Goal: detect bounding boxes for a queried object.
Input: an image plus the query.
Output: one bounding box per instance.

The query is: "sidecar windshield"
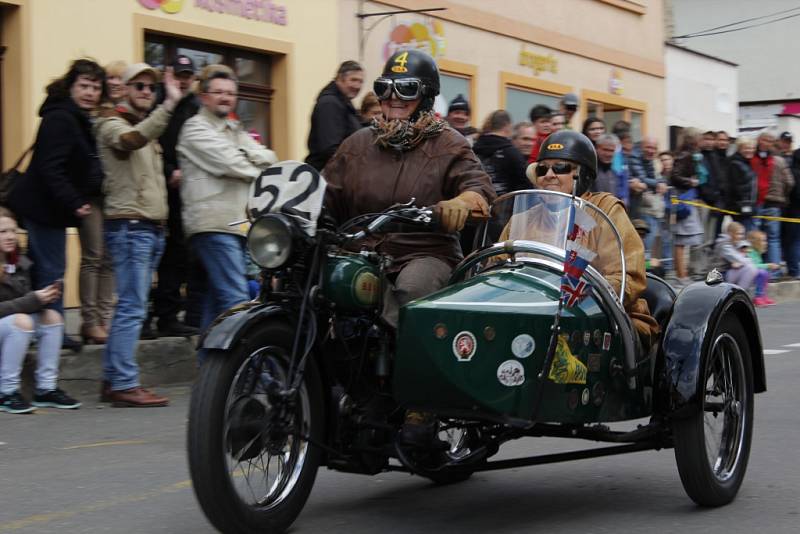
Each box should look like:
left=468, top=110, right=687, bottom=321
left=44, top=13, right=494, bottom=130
left=477, top=190, right=626, bottom=298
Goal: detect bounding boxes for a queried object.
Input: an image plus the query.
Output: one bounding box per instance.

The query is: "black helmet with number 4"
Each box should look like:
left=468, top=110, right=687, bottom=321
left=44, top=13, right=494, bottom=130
left=374, top=49, right=440, bottom=116
left=536, top=130, right=598, bottom=195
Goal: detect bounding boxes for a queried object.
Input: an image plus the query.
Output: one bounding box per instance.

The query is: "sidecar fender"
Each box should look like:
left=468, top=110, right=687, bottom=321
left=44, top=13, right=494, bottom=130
left=657, top=281, right=765, bottom=419
left=200, top=302, right=288, bottom=351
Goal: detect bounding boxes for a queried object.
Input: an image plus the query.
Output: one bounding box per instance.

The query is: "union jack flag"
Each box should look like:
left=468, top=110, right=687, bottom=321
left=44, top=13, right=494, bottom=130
left=559, top=203, right=596, bottom=308
left=560, top=277, right=590, bottom=307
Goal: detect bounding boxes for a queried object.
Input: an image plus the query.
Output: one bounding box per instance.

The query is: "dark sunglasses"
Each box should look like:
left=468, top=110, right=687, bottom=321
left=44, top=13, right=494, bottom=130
left=534, top=162, right=574, bottom=177
left=373, top=77, right=423, bottom=101
left=128, top=82, right=156, bottom=92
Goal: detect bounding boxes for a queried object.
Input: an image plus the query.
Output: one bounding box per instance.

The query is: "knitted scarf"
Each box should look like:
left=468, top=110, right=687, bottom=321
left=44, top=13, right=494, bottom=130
left=371, top=111, right=446, bottom=151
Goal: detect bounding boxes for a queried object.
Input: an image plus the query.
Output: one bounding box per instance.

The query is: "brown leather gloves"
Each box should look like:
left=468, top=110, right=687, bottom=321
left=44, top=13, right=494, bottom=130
left=436, top=191, right=490, bottom=233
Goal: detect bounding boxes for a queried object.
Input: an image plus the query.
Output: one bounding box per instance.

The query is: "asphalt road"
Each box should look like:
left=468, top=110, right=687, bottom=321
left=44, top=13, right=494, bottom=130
left=1, top=303, right=799, bottom=534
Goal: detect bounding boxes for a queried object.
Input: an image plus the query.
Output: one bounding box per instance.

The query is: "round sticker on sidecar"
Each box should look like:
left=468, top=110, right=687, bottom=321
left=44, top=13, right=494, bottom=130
left=247, top=161, right=327, bottom=236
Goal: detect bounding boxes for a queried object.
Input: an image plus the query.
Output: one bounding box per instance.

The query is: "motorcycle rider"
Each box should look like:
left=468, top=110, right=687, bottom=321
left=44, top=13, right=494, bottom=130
left=502, top=130, right=659, bottom=348
left=323, top=49, right=495, bottom=444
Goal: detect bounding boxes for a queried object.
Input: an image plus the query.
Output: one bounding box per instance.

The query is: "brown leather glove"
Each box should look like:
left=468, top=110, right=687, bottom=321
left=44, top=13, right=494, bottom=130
left=436, top=191, right=490, bottom=233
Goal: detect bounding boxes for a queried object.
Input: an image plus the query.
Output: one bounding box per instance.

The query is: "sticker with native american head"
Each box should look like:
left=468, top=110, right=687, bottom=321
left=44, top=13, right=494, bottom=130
left=452, top=331, right=477, bottom=362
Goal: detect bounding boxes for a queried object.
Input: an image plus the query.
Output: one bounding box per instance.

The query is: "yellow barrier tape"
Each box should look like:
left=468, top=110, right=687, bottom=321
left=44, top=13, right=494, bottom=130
left=670, top=197, right=800, bottom=223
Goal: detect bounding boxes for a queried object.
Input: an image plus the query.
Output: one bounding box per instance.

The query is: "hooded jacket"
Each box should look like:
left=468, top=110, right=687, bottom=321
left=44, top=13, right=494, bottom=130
left=305, top=81, right=362, bottom=172
left=727, top=152, right=757, bottom=212
left=472, top=133, right=529, bottom=196
left=10, top=96, right=104, bottom=228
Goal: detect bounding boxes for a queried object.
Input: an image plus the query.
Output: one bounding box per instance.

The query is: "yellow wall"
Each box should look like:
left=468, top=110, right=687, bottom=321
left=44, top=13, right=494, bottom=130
left=5, top=0, right=339, bottom=164
left=2, top=0, right=340, bottom=307
left=339, top=0, right=666, bottom=147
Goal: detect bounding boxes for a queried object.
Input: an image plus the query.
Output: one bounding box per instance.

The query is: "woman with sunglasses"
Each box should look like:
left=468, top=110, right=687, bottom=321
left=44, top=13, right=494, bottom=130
left=323, top=49, right=495, bottom=446
left=502, top=130, right=659, bottom=348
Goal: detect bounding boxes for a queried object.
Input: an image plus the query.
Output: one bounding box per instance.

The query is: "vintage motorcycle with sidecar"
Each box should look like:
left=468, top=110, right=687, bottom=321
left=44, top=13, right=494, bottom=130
left=187, top=161, right=765, bottom=534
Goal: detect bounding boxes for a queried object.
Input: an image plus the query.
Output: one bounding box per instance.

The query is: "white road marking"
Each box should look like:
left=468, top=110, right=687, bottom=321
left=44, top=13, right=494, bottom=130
left=764, top=349, right=790, bottom=355
left=782, top=342, right=800, bottom=348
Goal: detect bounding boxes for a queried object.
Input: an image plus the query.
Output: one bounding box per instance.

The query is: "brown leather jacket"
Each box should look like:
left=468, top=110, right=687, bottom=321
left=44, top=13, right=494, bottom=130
left=323, top=126, right=495, bottom=271
left=498, top=191, right=659, bottom=346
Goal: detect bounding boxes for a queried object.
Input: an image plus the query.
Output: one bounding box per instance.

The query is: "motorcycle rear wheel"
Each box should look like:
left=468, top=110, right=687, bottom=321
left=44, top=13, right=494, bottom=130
left=188, top=322, right=324, bottom=534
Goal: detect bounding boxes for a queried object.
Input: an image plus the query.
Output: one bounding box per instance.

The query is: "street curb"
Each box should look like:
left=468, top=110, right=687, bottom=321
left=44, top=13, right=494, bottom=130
left=21, top=336, right=198, bottom=396
left=767, top=280, right=800, bottom=303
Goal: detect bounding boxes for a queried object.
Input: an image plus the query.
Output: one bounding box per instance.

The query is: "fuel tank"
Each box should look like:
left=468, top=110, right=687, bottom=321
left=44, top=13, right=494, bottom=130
left=394, top=263, right=649, bottom=424
left=323, top=253, right=381, bottom=313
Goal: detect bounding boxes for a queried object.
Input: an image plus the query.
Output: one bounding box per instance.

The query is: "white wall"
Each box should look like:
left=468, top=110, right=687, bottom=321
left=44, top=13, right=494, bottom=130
left=669, top=0, right=800, bottom=103
left=665, top=45, right=737, bottom=134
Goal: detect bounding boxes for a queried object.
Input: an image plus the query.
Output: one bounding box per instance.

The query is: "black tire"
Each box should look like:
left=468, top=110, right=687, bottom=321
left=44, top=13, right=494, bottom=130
left=672, top=315, right=754, bottom=507
left=188, top=322, right=324, bottom=533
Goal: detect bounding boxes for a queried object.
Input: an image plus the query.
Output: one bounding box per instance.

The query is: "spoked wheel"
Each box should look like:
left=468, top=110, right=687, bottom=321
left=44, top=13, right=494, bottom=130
left=188, top=322, right=323, bottom=534
left=673, top=315, right=754, bottom=507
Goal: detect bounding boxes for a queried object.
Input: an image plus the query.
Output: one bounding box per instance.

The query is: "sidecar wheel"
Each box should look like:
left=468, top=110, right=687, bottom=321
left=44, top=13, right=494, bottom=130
left=672, top=315, right=753, bottom=507
left=188, top=322, right=324, bottom=533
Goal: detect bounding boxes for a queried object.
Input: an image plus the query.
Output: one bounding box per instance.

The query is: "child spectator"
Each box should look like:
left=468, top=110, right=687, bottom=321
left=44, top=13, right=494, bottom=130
left=745, top=229, right=781, bottom=279
left=714, top=222, right=774, bottom=307
left=0, top=207, right=81, bottom=414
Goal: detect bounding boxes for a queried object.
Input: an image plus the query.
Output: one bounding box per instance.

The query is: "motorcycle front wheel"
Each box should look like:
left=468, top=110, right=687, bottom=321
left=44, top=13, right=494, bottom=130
left=188, top=321, right=324, bottom=534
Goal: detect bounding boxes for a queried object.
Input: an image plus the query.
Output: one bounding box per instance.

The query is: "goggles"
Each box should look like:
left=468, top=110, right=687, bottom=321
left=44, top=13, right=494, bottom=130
left=534, top=162, right=575, bottom=177
left=373, top=77, right=423, bottom=101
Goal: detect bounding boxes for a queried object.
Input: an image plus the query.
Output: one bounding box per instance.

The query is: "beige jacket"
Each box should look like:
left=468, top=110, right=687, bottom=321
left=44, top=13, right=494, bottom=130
left=178, top=108, right=277, bottom=237
left=95, top=102, right=171, bottom=221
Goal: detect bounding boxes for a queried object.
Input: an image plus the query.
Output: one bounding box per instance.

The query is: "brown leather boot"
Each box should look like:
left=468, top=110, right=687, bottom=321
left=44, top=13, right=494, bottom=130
left=100, top=381, right=112, bottom=402
left=81, top=325, right=108, bottom=344
left=106, top=387, right=169, bottom=408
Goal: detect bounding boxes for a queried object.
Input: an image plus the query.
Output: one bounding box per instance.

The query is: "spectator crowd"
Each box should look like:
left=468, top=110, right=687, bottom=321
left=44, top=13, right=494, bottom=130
left=1, top=53, right=799, bottom=414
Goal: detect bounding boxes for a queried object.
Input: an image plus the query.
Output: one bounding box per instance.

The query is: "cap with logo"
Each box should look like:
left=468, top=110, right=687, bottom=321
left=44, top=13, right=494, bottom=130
left=122, top=62, right=160, bottom=85
left=780, top=131, right=793, bottom=141
left=172, top=55, right=196, bottom=75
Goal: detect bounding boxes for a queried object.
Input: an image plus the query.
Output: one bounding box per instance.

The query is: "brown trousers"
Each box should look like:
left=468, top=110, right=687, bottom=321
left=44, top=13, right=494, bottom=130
left=78, top=197, right=114, bottom=327
left=382, top=256, right=452, bottom=329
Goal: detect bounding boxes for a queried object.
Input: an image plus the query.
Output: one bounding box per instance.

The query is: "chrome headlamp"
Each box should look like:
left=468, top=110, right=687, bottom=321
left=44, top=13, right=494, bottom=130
left=247, top=214, right=294, bottom=269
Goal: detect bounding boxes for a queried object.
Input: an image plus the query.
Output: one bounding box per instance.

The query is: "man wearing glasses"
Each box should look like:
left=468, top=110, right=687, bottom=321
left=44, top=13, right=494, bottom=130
left=177, top=70, right=277, bottom=359
left=95, top=62, right=181, bottom=407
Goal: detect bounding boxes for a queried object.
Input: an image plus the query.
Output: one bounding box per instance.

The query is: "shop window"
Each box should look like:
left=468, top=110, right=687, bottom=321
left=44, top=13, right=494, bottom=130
left=499, top=72, right=572, bottom=126
left=581, top=90, right=647, bottom=142
left=505, top=87, right=560, bottom=125
left=438, top=59, right=477, bottom=123
left=144, top=33, right=274, bottom=146
left=440, top=73, right=470, bottom=110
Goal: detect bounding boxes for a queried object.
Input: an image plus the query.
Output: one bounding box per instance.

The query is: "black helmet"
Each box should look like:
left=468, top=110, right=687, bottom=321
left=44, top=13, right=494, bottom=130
left=380, top=49, right=440, bottom=97
left=376, top=50, right=439, bottom=118
left=536, top=130, right=598, bottom=195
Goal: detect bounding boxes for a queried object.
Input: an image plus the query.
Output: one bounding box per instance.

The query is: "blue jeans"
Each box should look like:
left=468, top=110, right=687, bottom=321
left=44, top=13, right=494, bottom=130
left=755, top=206, right=782, bottom=265
left=190, top=233, right=250, bottom=330
left=23, top=218, right=66, bottom=314
left=784, top=209, right=800, bottom=277
left=103, top=220, right=164, bottom=391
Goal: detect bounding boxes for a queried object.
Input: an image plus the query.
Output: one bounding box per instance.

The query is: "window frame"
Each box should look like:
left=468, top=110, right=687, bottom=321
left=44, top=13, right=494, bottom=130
left=581, top=89, right=648, bottom=139
left=499, top=71, right=572, bottom=122
left=438, top=58, right=477, bottom=123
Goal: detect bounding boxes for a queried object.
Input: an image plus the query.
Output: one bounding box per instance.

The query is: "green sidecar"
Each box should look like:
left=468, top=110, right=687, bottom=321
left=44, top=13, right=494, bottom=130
left=187, top=163, right=766, bottom=534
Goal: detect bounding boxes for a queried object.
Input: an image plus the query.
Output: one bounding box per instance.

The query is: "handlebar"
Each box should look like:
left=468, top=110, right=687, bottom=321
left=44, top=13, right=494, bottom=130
left=342, top=206, right=436, bottom=242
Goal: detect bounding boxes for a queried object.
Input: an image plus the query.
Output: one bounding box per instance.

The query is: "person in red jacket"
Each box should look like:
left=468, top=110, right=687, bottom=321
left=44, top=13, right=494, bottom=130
left=527, top=104, right=553, bottom=163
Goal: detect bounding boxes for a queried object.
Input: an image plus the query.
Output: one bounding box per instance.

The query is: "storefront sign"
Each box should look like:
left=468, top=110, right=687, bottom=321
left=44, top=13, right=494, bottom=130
left=609, top=68, right=624, bottom=95
left=518, top=50, right=558, bottom=76
left=383, top=20, right=446, bottom=61
left=138, top=0, right=288, bottom=26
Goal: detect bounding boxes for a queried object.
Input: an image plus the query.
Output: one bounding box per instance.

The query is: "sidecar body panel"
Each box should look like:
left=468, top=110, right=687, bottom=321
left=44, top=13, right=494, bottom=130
left=657, top=281, right=765, bottom=418
left=394, top=264, right=650, bottom=424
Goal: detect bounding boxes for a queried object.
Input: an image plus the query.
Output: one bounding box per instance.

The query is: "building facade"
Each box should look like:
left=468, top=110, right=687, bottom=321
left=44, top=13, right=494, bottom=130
left=0, top=0, right=340, bottom=306
left=340, top=0, right=667, bottom=144
left=665, top=43, right=738, bottom=140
